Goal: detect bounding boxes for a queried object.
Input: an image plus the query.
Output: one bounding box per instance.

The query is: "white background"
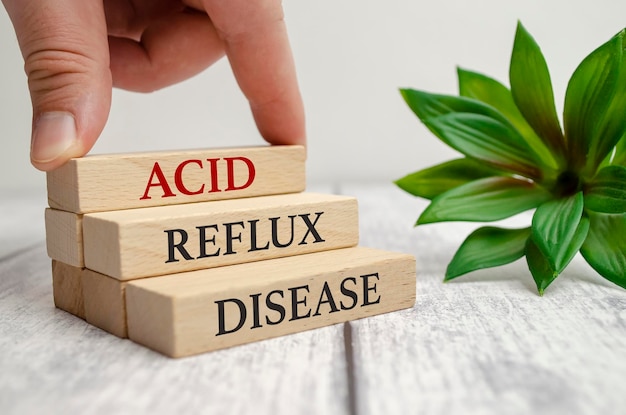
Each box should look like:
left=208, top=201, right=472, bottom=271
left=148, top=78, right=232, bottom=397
left=1, top=0, right=625, bottom=193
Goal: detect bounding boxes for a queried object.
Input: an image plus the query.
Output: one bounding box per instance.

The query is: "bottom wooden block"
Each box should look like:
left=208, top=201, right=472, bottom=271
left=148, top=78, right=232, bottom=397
left=52, top=261, right=85, bottom=319
left=82, top=269, right=128, bottom=338
left=126, top=246, right=416, bottom=358
left=51, top=261, right=128, bottom=338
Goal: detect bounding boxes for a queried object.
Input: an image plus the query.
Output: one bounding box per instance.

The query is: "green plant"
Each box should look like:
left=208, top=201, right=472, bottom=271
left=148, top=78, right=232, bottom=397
left=396, top=22, right=626, bottom=295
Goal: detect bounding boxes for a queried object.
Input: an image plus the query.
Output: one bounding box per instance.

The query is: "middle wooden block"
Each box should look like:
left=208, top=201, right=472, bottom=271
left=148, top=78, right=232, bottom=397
left=83, top=193, right=359, bottom=280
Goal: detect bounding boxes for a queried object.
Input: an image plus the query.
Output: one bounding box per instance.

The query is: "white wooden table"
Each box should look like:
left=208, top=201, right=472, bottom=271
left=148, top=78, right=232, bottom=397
left=2, top=184, right=625, bottom=415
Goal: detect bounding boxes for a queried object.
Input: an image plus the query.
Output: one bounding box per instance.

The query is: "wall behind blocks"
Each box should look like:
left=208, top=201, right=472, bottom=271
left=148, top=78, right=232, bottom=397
left=1, top=0, right=624, bottom=192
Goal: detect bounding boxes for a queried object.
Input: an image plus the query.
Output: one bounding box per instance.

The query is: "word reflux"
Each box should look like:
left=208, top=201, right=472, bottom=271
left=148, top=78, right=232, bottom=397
left=164, top=212, right=326, bottom=263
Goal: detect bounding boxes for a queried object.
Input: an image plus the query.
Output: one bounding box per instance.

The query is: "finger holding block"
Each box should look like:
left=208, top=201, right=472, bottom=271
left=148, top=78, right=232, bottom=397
left=126, top=247, right=417, bottom=358
left=47, top=145, right=305, bottom=213
left=83, top=193, right=359, bottom=280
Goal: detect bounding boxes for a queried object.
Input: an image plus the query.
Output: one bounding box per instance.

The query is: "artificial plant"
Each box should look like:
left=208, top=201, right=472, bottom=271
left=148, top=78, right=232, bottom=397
left=396, top=22, right=626, bottom=295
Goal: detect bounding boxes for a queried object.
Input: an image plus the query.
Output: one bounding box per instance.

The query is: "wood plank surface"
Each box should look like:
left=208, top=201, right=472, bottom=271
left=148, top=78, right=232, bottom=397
left=3, top=186, right=626, bottom=415
left=46, top=145, right=305, bottom=213
left=83, top=192, right=359, bottom=279
left=342, top=183, right=626, bottom=415
left=1, top=186, right=351, bottom=415
left=126, top=247, right=416, bottom=357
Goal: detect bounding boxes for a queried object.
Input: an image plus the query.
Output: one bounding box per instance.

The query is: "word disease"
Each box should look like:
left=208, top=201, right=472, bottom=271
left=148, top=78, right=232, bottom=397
left=45, top=146, right=417, bottom=357
left=215, top=272, right=381, bottom=335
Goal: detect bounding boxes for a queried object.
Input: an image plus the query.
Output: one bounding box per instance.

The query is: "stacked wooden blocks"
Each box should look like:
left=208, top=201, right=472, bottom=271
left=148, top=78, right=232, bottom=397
left=45, top=145, right=416, bottom=357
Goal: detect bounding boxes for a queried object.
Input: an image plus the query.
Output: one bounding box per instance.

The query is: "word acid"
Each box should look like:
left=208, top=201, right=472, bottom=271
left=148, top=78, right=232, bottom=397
left=140, top=157, right=256, bottom=200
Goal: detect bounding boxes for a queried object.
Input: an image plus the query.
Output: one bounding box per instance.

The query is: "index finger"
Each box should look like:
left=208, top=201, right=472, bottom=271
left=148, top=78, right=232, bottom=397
left=200, top=0, right=305, bottom=146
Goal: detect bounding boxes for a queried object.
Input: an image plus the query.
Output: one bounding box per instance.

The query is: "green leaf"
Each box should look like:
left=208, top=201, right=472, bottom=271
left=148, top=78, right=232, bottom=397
left=525, top=237, right=559, bottom=296
left=510, top=21, right=564, bottom=156
left=563, top=215, right=590, bottom=269
left=400, top=88, right=502, bottom=121
left=528, top=206, right=589, bottom=295
left=445, top=226, right=531, bottom=280
left=612, top=132, right=626, bottom=166
left=400, top=88, right=541, bottom=178
left=531, top=192, right=589, bottom=273
left=395, top=158, right=503, bottom=200
left=589, top=31, right=626, bottom=173
left=600, top=132, right=626, bottom=168
left=424, top=112, right=541, bottom=179
left=457, top=67, right=558, bottom=170
left=418, top=176, right=551, bottom=224
left=580, top=212, right=626, bottom=289
left=564, top=29, right=625, bottom=172
left=585, top=165, right=626, bottom=213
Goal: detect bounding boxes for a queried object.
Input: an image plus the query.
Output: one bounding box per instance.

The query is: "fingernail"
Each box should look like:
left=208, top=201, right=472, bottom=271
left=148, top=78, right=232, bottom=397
left=31, top=112, right=77, bottom=163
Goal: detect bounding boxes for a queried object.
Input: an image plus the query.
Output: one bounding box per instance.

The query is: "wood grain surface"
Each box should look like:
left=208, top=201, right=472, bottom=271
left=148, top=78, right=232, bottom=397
left=2, top=184, right=625, bottom=415
left=343, top=183, right=626, bottom=415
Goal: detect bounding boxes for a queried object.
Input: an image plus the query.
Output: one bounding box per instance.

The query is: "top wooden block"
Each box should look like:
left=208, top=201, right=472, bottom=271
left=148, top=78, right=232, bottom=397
left=46, top=145, right=306, bottom=213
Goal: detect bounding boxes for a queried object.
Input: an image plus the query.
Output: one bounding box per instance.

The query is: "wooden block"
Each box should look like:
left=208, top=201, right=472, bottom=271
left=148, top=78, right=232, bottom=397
left=45, top=208, right=83, bottom=267
left=126, top=246, right=416, bottom=357
left=83, top=193, right=359, bottom=280
left=51, top=261, right=85, bottom=319
left=47, top=145, right=306, bottom=213
left=82, top=269, right=128, bottom=338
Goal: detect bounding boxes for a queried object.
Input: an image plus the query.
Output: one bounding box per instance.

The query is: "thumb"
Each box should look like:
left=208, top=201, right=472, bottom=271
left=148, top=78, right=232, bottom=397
left=3, top=0, right=111, bottom=171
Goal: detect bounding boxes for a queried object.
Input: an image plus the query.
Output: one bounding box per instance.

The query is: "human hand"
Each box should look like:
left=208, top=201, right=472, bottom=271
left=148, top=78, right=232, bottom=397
left=2, top=0, right=305, bottom=171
